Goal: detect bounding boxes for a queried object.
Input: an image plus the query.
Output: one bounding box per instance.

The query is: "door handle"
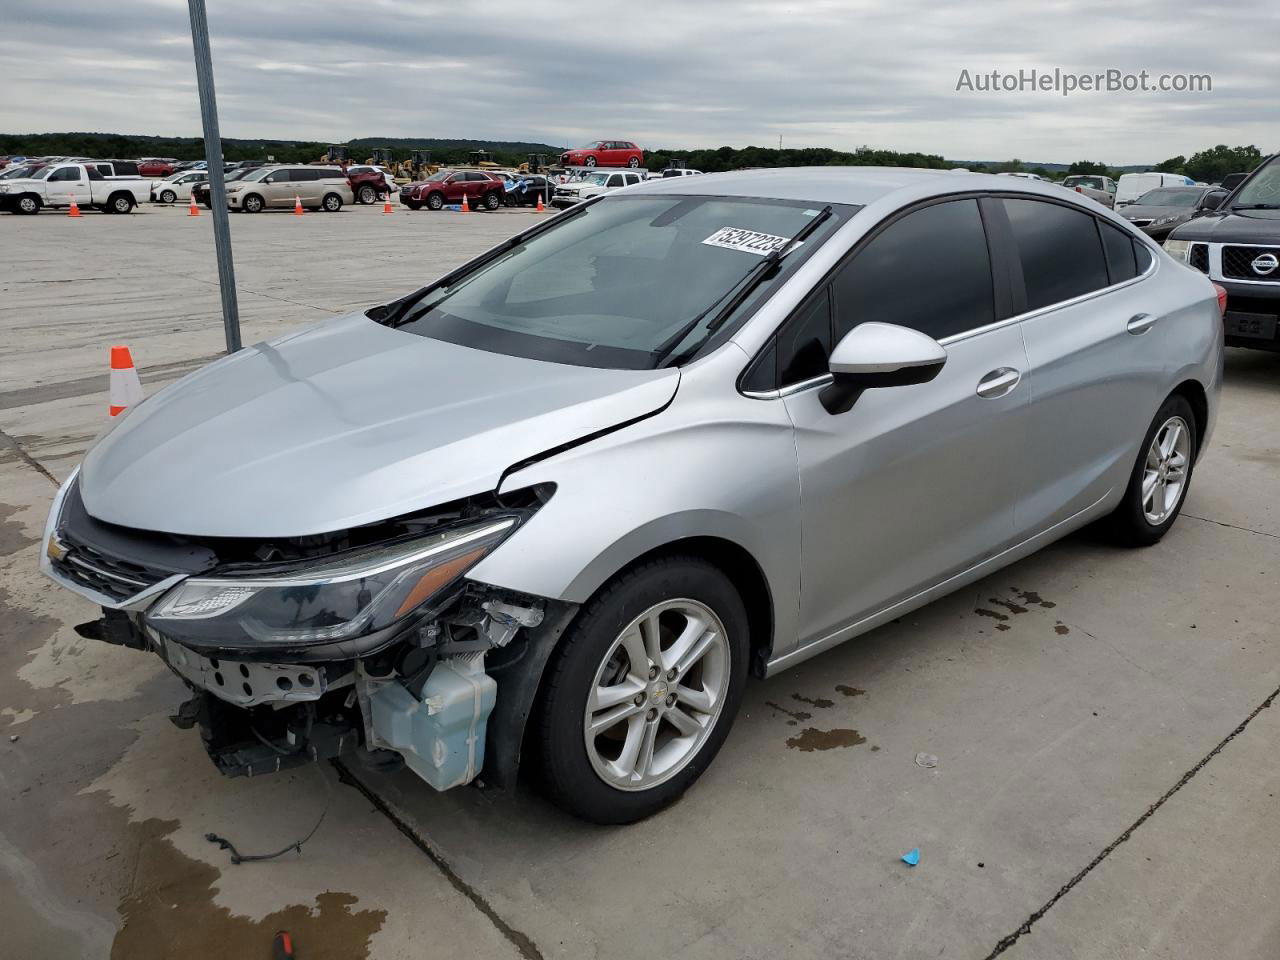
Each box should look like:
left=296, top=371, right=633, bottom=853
left=976, top=367, right=1021, bottom=399
left=1127, top=313, right=1157, bottom=335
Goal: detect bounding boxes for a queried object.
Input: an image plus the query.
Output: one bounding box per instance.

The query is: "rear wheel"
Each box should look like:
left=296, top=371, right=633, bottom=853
left=108, top=193, right=135, bottom=214
left=483, top=191, right=501, bottom=211
left=628, top=156, right=641, bottom=168
left=1106, top=394, right=1197, bottom=546
left=537, top=556, right=748, bottom=824
left=426, top=192, right=445, bottom=210
left=357, top=184, right=377, bottom=204
left=322, top=193, right=343, bottom=212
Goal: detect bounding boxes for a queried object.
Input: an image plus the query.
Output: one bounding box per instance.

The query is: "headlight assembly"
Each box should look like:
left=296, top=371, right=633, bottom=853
left=147, top=516, right=516, bottom=648
left=1163, top=239, right=1191, bottom=262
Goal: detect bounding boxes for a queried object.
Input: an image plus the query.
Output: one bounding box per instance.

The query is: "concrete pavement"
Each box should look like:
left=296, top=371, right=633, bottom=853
left=1, top=201, right=1276, bottom=959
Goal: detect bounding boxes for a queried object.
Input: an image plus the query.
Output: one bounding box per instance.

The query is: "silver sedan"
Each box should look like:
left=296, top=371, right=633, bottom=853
left=42, top=168, right=1223, bottom=823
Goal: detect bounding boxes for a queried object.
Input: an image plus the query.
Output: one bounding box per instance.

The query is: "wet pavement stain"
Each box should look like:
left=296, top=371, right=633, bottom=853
left=835, top=685, right=866, bottom=698
left=988, top=597, right=1029, bottom=615
left=792, top=693, right=834, bottom=709
left=1055, top=622, right=1071, bottom=635
left=975, top=608, right=1009, bottom=622
left=0, top=502, right=37, bottom=557
left=995, top=623, right=1011, bottom=632
left=1013, top=588, right=1057, bottom=609
left=765, top=701, right=811, bottom=722
left=786, top=728, right=867, bottom=752
left=112, top=818, right=386, bottom=960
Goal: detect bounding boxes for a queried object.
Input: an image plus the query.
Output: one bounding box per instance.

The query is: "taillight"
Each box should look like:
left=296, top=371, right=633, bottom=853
left=1212, top=283, right=1228, bottom=317
left=1075, top=186, right=1083, bottom=193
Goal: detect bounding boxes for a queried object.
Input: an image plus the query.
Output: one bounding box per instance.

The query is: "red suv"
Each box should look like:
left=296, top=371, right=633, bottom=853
left=559, top=141, right=643, bottom=168
left=399, top=170, right=506, bottom=211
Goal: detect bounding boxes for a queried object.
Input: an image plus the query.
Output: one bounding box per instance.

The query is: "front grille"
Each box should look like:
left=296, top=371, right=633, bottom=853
left=1189, top=243, right=1209, bottom=274
left=1223, top=245, right=1280, bottom=282
left=52, top=537, right=168, bottom=603
left=1220, top=295, right=1280, bottom=317
left=1128, top=219, right=1154, bottom=227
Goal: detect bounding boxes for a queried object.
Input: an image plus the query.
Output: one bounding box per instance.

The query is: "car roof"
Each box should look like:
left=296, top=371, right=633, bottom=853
left=625, top=165, right=1058, bottom=206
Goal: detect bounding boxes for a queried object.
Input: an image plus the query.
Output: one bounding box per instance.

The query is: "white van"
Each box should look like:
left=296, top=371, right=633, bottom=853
left=1116, top=171, right=1194, bottom=206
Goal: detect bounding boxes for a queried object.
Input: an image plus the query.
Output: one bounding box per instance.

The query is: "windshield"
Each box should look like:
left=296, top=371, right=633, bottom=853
left=577, top=142, right=604, bottom=150
left=29, top=166, right=55, bottom=180
left=1234, top=158, right=1280, bottom=208
left=583, top=173, right=610, bottom=186
left=383, top=195, right=849, bottom=369
left=242, top=168, right=273, bottom=182
left=224, top=169, right=252, bottom=182
left=1064, top=176, right=1104, bottom=190
left=424, top=171, right=451, bottom=182
left=1135, top=188, right=1200, bottom=207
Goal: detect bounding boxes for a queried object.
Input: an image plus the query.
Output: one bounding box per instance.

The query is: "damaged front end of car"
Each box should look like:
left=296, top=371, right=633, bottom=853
left=42, top=467, right=574, bottom=790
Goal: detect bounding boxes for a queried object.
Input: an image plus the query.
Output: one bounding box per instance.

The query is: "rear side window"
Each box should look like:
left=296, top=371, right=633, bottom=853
left=1099, top=221, right=1138, bottom=284
left=1003, top=198, right=1109, bottom=311
left=831, top=198, right=995, bottom=342
left=1134, top=242, right=1153, bottom=274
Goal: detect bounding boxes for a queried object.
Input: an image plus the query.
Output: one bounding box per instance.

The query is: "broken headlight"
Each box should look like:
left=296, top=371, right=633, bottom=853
left=146, top=517, right=516, bottom=648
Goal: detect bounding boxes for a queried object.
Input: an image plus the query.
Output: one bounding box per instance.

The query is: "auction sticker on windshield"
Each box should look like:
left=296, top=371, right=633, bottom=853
left=702, top=226, right=801, bottom=256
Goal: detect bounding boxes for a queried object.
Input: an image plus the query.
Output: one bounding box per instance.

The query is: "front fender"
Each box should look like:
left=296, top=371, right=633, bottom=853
left=467, top=347, right=804, bottom=661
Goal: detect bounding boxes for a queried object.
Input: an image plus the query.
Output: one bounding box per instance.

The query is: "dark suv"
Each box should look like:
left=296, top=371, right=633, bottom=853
left=399, top=170, right=505, bottom=211
left=1167, top=154, right=1280, bottom=351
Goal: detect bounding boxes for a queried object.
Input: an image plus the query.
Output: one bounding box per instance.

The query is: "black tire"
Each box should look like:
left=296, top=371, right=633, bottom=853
left=108, top=193, right=134, bottom=214
left=322, top=193, right=343, bottom=212
left=426, top=192, right=445, bottom=211
left=357, top=184, right=377, bottom=204
left=1105, top=394, right=1198, bottom=547
left=159, top=189, right=177, bottom=204
left=536, top=556, right=749, bottom=824
left=584, top=156, right=597, bottom=167
left=404, top=199, right=422, bottom=211
left=15, top=195, right=40, bottom=215
left=483, top=191, right=501, bottom=211
left=628, top=156, right=641, bottom=168
left=242, top=193, right=263, bottom=213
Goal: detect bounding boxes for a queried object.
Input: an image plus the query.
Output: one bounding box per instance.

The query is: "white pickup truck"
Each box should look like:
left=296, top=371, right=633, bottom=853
left=0, top=162, right=150, bottom=215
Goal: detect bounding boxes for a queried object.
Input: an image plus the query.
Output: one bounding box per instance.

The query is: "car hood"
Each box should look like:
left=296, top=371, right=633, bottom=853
left=79, top=312, right=679, bottom=538
left=1169, top=208, right=1280, bottom=242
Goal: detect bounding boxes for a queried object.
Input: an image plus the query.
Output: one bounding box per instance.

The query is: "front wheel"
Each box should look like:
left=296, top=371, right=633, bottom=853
left=15, top=195, right=40, bottom=215
left=159, top=189, right=177, bottom=204
left=536, top=557, right=748, bottom=824
left=426, top=192, right=445, bottom=210
left=1106, top=394, right=1197, bottom=546
left=108, top=194, right=135, bottom=214
left=242, top=193, right=263, bottom=213
left=322, top=193, right=343, bottom=212
left=628, top=156, right=641, bottom=168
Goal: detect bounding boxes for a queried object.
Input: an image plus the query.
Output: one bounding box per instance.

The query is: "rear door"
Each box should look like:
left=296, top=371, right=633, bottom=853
left=998, top=196, right=1165, bottom=534
left=780, top=197, right=1030, bottom=643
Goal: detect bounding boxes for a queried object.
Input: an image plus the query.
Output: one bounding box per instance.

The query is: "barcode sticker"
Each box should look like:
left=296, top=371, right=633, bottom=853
left=702, top=227, right=799, bottom=256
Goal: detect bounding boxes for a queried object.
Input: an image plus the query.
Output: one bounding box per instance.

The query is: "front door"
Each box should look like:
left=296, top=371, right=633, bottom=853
left=781, top=198, right=1030, bottom=644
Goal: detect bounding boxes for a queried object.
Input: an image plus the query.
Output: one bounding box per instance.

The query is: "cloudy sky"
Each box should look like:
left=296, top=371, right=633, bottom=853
left=1, top=0, right=1276, bottom=164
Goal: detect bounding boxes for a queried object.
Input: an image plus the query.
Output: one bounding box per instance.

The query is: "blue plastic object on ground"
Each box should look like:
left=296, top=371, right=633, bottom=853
left=902, top=848, right=921, bottom=866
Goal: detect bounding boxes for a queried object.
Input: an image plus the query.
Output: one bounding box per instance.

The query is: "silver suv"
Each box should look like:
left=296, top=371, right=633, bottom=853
left=43, top=168, right=1222, bottom=823
left=224, top=164, right=352, bottom=212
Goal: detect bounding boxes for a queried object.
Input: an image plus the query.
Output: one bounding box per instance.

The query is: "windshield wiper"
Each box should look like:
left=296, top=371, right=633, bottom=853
left=1231, top=202, right=1280, bottom=210
left=369, top=202, right=592, bottom=328
left=652, top=205, right=833, bottom=367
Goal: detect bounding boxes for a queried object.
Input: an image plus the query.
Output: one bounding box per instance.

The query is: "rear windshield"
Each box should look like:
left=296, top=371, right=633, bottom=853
left=1064, top=176, right=1105, bottom=190
left=379, top=195, right=851, bottom=369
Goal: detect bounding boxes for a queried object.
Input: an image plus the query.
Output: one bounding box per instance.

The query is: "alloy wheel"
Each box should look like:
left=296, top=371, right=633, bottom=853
left=1142, top=415, right=1191, bottom=524
left=583, top=599, right=730, bottom=792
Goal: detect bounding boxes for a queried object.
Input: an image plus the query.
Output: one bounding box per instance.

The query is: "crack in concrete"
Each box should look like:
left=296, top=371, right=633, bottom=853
left=1181, top=513, right=1280, bottom=542
left=981, top=682, right=1280, bottom=959
left=0, top=425, right=58, bottom=486
left=331, top=760, right=544, bottom=960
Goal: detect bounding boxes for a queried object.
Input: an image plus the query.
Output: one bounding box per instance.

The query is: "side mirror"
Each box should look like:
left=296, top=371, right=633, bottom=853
left=820, top=323, right=948, bottom=415
left=1198, top=192, right=1227, bottom=212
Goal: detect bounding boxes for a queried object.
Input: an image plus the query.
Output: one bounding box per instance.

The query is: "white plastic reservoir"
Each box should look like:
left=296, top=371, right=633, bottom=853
left=368, top=656, right=497, bottom=791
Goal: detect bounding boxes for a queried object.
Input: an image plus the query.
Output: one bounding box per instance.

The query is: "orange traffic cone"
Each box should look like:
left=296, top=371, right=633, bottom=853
left=382, top=196, right=393, bottom=214
left=188, top=196, right=200, bottom=217
left=108, top=346, right=145, bottom=417
left=460, top=194, right=470, bottom=214
left=68, top=199, right=82, bottom=218
left=536, top=196, right=545, bottom=213
left=293, top=196, right=304, bottom=216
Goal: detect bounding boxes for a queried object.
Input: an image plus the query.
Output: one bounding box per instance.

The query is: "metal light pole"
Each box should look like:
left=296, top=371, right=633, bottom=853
left=187, top=0, right=242, bottom=353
